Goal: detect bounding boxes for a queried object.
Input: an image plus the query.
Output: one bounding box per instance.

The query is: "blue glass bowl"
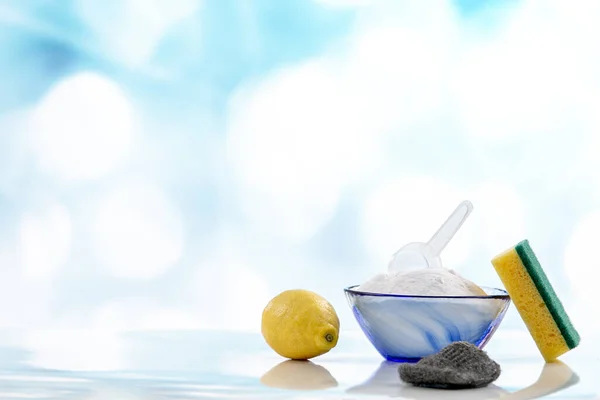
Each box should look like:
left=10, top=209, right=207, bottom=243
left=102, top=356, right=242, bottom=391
left=344, top=285, right=511, bottom=362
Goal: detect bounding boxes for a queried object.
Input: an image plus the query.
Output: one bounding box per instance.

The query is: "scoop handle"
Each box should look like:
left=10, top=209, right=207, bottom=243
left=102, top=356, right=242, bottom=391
left=426, top=200, right=473, bottom=256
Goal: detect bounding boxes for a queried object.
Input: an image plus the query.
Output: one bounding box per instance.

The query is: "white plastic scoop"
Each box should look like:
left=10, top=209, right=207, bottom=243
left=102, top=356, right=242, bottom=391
left=387, top=200, right=473, bottom=274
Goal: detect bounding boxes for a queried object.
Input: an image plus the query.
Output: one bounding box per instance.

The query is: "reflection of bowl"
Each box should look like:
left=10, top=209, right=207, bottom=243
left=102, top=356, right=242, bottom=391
left=344, top=285, right=511, bottom=362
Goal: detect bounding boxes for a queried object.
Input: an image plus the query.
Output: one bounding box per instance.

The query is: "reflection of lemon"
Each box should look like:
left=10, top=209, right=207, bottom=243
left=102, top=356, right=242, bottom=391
left=261, top=289, right=339, bottom=360
left=260, top=360, right=338, bottom=390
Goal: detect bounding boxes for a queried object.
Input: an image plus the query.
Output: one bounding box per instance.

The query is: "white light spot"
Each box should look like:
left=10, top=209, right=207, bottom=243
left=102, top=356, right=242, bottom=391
left=345, top=23, right=452, bottom=128
left=469, top=183, right=527, bottom=255
left=17, top=202, right=72, bottom=281
left=76, top=0, right=202, bottom=68
left=187, top=258, right=270, bottom=332
left=226, top=61, right=382, bottom=241
left=334, top=0, right=459, bottom=136
left=313, top=0, right=374, bottom=8
left=452, top=0, right=597, bottom=145
left=574, top=103, right=600, bottom=197
left=226, top=2, right=465, bottom=242
left=360, top=176, right=470, bottom=271
left=91, top=298, right=201, bottom=331
left=0, top=110, right=30, bottom=194
left=564, top=212, right=600, bottom=299
left=564, top=211, right=600, bottom=333
left=29, top=72, right=135, bottom=181
left=91, top=184, right=184, bottom=279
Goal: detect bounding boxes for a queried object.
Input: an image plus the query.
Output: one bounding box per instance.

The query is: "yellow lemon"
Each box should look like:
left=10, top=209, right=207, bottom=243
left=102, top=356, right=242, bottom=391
left=261, top=289, right=339, bottom=360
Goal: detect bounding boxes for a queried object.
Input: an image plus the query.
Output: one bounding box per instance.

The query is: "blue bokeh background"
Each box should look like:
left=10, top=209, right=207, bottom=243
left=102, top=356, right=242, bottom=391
left=0, top=0, right=597, bottom=343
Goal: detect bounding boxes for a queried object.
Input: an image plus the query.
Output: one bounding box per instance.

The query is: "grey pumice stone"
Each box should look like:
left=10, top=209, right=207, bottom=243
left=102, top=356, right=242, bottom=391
left=399, top=341, right=501, bottom=389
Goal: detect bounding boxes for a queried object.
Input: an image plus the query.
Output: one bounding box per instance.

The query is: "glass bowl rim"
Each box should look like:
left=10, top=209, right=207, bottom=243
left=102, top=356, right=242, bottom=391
left=344, top=284, right=510, bottom=299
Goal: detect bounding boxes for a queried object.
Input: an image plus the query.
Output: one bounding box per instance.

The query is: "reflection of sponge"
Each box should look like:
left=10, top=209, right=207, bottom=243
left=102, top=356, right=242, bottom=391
left=491, top=239, right=580, bottom=362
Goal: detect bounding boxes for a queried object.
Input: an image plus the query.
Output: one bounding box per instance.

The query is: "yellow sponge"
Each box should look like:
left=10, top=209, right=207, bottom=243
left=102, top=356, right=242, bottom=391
left=491, top=240, right=580, bottom=362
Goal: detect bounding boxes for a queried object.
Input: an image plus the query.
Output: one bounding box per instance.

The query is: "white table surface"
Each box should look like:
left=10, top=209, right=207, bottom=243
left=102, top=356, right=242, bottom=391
left=0, top=328, right=597, bottom=399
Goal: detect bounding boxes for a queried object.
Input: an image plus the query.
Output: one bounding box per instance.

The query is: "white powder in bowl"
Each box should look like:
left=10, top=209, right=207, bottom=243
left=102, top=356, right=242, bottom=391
left=357, top=268, right=486, bottom=296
